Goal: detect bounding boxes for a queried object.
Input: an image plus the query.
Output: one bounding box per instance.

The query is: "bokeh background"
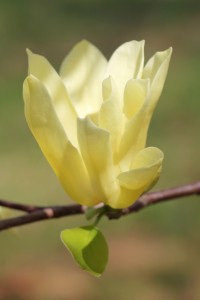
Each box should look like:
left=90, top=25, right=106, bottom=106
left=0, top=0, right=200, bottom=299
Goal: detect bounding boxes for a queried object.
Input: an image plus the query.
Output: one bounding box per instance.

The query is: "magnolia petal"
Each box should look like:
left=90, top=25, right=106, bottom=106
left=118, top=48, right=172, bottom=167
left=128, top=48, right=173, bottom=152
left=118, top=147, right=164, bottom=190
left=60, top=40, right=107, bottom=117
left=118, top=147, right=164, bottom=189
left=109, top=147, right=163, bottom=208
left=117, top=80, right=150, bottom=169
left=106, top=40, right=145, bottom=97
left=98, top=99, right=122, bottom=158
left=102, top=76, right=118, bottom=102
left=77, top=117, right=119, bottom=203
left=27, top=49, right=78, bottom=148
left=117, top=111, right=147, bottom=171
left=108, top=186, right=144, bottom=209
left=142, top=47, right=172, bottom=111
left=123, top=78, right=149, bottom=119
left=23, top=75, right=95, bottom=206
left=131, top=146, right=163, bottom=167
left=99, top=76, right=123, bottom=157
left=59, top=144, right=97, bottom=206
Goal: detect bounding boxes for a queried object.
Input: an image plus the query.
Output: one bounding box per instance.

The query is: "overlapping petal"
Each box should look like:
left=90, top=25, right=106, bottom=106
left=27, top=50, right=78, bottom=148
left=23, top=75, right=95, bottom=206
left=118, top=147, right=163, bottom=189
left=60, top=40, right=107, bottom=117
left=142, top=47, right=172, bottom=113
left=113, top=147, right=163, bottom=208
left=123, top=79, right=149, bottom=119
left=117, top=79, right=150, bottom=170
left=106, top=40, right=145, bottom=100
left=99, top=76, right=123, bottom=158
left=77, top=117, right=119, bottom=203
left=117, top=48, right=172, bottom=170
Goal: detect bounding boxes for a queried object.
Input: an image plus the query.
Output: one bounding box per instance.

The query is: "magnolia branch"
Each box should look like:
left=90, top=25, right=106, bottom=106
left=0, top=181, right=200, bottom=231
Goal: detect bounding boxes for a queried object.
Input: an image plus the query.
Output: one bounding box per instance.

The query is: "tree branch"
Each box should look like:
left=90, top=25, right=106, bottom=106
left=0, top=181, right=200, bottom=231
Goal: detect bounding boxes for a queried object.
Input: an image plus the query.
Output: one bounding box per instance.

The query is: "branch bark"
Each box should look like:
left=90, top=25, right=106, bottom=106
left=0, top=181, right=200, bottom=231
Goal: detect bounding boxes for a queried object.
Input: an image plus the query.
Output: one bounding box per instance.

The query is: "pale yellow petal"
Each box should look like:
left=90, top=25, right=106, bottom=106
left=60, top=40, right=107, bottom=117
left=142, top=47, right=172, bottom=111
left=123, top=79, right=149, bottom=119
left=129, top=47, right=173, bottom=152
left=27, top=49, right=78, bottom=148
left=118, top=147, right=164, bottom=189
left=102, top=75, right=118, bottom=102
left=98, top=99, right=122, bottom=159
left=108, top=147, right=163, bottom=208
left=117, top=80, right=150, bottom=169
left=77, top=117, right=119, bottom=203
left=118, top=49, right=172, bottom=168
left=99, top=76, right=123, bottom=158
left=106, top=40, right=145, bottom=96
left=108, top=187, right=144, bottom=209
left=23, top=75, right=95, bottom=206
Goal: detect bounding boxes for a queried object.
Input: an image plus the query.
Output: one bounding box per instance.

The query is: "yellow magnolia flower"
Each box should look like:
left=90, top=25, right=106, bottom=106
left=23, top=40, right=172, bottom=209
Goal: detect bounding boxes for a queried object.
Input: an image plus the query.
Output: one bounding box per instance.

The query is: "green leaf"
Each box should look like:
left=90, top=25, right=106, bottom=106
left=61, top=226, right=108, bottom=277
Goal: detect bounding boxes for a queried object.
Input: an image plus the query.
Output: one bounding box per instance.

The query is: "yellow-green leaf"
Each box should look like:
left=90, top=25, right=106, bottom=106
left=61, top=226, right=108, bottom=277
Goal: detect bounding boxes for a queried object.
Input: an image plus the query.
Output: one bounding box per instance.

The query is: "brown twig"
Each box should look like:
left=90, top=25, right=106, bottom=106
left=0, top=205, right=84, bottom=231
left=0, top=199, right=42, bottom=213
left=0, top=181, right=200, bottom=231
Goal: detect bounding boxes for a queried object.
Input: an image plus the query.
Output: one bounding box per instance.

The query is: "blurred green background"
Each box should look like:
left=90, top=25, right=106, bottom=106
left=0, top=0, right=200, bottom=299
